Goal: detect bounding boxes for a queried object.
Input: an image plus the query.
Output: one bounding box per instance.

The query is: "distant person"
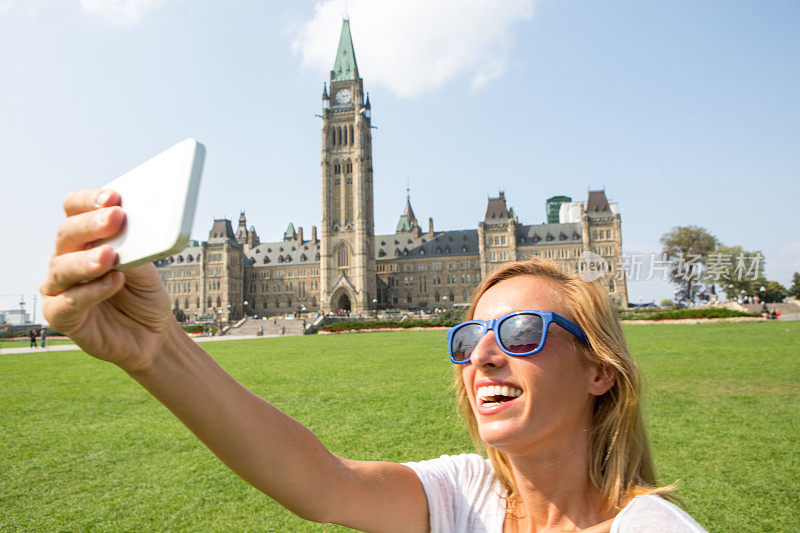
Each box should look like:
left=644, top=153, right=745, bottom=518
left=40, top=188, right=706, bottom=532
left=40, top=328, right=47, bottom=348
left=29, top=329, right=37, bottom=348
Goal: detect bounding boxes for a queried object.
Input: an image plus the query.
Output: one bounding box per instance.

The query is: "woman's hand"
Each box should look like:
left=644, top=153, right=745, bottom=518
left=41, top=188, right=173, bottom=371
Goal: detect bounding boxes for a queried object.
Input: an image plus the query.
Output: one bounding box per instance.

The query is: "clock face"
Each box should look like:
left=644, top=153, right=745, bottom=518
left=335, top=88, right=352, bottom=105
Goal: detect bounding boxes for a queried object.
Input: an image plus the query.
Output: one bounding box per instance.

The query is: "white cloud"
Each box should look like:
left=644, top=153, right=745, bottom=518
left=293, top=0, right=536, bottom=97
left=0, top=0, right=42, bottom=17
left=773, top=241, right=800, bottom=275
left=80, top=0, right=170, bottom=26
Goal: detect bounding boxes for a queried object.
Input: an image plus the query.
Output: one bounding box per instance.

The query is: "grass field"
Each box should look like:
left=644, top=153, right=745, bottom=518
left=1, top=322, right=798, bottom=531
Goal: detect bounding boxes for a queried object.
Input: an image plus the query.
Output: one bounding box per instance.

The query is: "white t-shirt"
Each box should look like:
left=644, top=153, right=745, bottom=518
left=403, top=454, right=706, bottom=533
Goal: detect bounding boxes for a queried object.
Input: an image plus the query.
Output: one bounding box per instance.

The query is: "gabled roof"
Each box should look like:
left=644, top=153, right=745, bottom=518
left=516, top=223, right=582, bottom=245
left=404, top=196, right=417, bottom=225
left=332, top=19, right=358, bottom=82
left=485, top=192, right=510, bottom=221
left=396, top=214, right=411, bottom=232
left=375, top=230, right=480, bottom=260
left=396, top=195, right=419, bottom=233
left=283, top=222, right=297, bottom=241
left=245, top=241, right=321, bottom=266
left=208, top=219, right=236, bottom=242
left=587, top=190, right=611, bottom=214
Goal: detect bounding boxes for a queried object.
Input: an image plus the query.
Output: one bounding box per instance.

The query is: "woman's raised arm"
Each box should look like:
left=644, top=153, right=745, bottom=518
left=41, top=189, right=429, bottom=532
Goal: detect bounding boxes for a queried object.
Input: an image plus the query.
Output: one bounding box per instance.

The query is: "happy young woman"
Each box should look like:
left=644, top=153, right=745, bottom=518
left=41, top=188, right=706, bottom=532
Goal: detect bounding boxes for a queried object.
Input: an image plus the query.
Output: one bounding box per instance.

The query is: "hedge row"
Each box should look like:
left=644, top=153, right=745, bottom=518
left=320, top=309, right=465, bottom=332
left=321, top=320, right=443, bottom=332
left=0, top=327, right=64, bottom=339
left=182, top=324, right=219, bottom=334
left=619, top=308, right=758, bottom=321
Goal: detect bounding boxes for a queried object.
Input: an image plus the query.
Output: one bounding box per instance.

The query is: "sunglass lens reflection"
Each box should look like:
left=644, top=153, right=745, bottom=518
left=499, top=314, right=543, bottom=354
left=451, top=323, right=484, bottom=362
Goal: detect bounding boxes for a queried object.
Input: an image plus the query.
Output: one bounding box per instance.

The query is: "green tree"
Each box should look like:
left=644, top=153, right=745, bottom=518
left=758, top=280, right=787, bottom=303
left=707, top=245, right=766, bottom=299
left=789, top=272, right=800, bottom=300
left=660, top=226, right=719, bottom=304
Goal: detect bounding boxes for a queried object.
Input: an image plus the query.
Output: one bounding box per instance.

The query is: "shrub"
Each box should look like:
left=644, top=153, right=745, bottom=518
left=619, top=308, right=758, bottom=321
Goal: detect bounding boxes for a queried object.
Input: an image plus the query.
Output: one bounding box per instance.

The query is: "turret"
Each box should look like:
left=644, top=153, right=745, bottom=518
left=322, top=82, right=330, bottom=110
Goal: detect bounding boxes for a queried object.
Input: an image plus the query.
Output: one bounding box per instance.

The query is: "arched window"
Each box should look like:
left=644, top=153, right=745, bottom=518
left=216, top=296, right=221, bottom=307
left=609, top=279, right=615, bottom=292
left=337, top=126, right=342, bottom=145
left=337, top=243, right=350, bottom=267
left=275, top=298, right=280, bottom=308
left=207, top=297, right=212, bottom=308
left=406, top=293, right=412, bottom=304
left=435, top=292, right=440, bottom=302
left=449, top=292, right=454, bottom=302
left=312, top=296, right=317, bottom=307
left=287, top=298, right=292, bottom=308
left=174, top=298, right=179, bottom=309
left=184, top=298, right=189, bottom=309
left=343, top=126, right=347, bottom=145
left=349, top=125, right=354, bottom=145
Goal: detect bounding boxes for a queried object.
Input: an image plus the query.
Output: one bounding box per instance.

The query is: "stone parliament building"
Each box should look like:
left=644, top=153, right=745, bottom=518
left=155, top=21, right=628, bottom=322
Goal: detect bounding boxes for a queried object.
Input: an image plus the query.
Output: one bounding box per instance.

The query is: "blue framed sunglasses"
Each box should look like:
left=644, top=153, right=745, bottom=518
left=446, top=310, right=589, bottom=364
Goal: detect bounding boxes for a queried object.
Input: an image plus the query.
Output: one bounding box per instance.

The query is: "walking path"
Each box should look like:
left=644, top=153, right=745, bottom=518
left=0, top=333, right=279, bottom=356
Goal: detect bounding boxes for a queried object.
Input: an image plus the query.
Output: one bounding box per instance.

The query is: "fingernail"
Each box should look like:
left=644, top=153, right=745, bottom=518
left=96, top=190, right=112, bottom=206
left=89, top=247, right=104, bottom=266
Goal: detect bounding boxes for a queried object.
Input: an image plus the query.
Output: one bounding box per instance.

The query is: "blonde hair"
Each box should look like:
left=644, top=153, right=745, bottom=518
left=454, top=258, right=671, bottom=513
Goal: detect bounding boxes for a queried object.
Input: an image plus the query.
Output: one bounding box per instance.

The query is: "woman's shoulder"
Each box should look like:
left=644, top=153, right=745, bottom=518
left=403, top=453, right=494, bottom=481
left=403, top=454, right=505, bottom=532
left=611, top=494, right=707, bottom=533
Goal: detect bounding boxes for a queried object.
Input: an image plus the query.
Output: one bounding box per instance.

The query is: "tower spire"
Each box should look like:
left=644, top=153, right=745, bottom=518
left=332, top=19, right=358, bottom=82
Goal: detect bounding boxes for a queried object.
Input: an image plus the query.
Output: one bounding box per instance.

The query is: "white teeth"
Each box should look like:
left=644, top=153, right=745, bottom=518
left=477, top=385, right=522, bottom=401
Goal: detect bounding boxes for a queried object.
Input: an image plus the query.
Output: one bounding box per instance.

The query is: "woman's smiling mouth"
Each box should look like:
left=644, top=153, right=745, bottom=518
left=476, top=383, right=523, bottom=414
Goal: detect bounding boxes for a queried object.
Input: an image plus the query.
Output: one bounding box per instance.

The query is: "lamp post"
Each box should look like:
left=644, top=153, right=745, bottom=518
left=372, top=298, right=378, bottom=318
left=243, top=300, right=249, bottom=319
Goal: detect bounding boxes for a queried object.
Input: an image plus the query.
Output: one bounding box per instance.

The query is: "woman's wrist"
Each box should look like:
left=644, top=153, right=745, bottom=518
left=119, top=317, right=190, bottom=375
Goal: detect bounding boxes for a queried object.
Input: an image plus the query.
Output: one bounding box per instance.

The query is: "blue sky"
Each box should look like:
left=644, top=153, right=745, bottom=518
left=1, top=0, right=798, bottom=322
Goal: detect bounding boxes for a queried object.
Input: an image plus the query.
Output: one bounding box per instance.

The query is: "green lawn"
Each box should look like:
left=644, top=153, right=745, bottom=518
left=1, top=322, right=798, bottom=531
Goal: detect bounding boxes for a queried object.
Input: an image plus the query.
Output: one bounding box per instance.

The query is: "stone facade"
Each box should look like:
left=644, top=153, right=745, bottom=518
left=155, top=21, right=628, bottom=321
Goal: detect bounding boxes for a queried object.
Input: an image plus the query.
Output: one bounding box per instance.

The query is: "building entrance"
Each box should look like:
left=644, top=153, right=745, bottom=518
left=337, top=294, right=351, bottom=313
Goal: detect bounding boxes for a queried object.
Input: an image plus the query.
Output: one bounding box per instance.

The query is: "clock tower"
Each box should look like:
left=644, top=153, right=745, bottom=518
left=319, top=20, right=376, bottom=313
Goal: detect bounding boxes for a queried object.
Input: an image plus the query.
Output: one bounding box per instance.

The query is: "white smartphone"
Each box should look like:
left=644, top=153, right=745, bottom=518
left=97, top=138, right=205, bottom=269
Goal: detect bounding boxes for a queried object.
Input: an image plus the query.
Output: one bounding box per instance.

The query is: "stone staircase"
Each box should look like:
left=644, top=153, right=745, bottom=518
left=740, top=302, right=800, bottom=320
left=229, top=317, right=307, bottom=337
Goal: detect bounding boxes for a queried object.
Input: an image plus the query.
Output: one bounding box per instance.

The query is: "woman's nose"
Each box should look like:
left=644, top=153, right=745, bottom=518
left=469, top=330, right=507, bottom=368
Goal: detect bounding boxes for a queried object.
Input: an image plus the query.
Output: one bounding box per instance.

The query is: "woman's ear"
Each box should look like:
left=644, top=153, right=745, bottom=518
left=588, top=364, right=616, bottom=396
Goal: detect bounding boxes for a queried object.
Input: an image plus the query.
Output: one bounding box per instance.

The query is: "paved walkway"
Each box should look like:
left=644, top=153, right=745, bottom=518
left=0, top=334, right=279, bottom=356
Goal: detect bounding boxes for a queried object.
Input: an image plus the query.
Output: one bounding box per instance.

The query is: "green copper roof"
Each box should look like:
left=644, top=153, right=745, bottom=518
left=332, top=19, right=358, bottom=82
left=284, top=222, right=297, bottom=240
left=396, top=214, right=411, bottom=232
